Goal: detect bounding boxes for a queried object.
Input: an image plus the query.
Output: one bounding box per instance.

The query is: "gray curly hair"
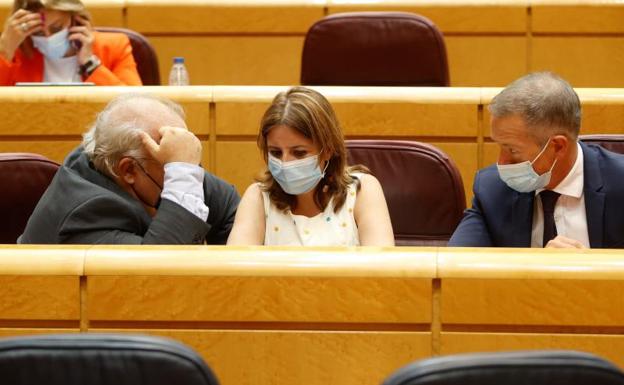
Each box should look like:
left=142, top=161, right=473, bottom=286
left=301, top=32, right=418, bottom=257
left=82, top=93, right=185, bottom=177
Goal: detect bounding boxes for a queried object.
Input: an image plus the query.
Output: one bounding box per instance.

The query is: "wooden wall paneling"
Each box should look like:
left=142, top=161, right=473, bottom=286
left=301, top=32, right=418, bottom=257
left=126, top=0, right=324, bottom=85
left=125, top=0, right=324, bottom=34
left=532, top=2, right=624, bottom=34
left=326, top=1, right=527, bottom=33
left=0, top=141, right=81, bottom=164
left=531, top=37, right=624, bottom=88
left=148, top=36, right=306, bottom=86
left=215, top=141, right=264, bottom=195
left=430, top=142, right=478, bottom=205
left=445, top=36, right=527, bottom=87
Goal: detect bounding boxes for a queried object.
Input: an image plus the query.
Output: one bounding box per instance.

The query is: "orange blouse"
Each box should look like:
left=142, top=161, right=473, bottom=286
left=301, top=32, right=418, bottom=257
left=0, top=31, right=142, bottom=86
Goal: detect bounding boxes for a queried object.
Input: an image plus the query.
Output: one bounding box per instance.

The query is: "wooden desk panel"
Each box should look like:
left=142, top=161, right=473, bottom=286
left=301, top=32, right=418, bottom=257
left=95, top=329, right=432, bottom=385
left=441, top=332, right=624, bottom=369
left=0, top=329, right=80, bottom=337
left=88, top=275, right=432, bottom=324
left=0, top=276, right=79, bottom=321
left=442, top=278, right=624, bottom=326
left=0, top=246, right=83, bottom=323
left=439, top=249, right=624, bottom=326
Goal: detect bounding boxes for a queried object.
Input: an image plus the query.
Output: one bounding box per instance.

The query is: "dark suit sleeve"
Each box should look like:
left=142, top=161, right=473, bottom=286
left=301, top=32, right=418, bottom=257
left=59, top=196, right=209, bottom=244
left=203, top=174, right=241, bottom=245
left=448, top=172, right=493, bottom=247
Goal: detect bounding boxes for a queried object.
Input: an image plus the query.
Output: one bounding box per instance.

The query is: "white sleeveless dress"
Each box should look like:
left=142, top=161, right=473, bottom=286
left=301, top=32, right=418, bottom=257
left=261, top=175, right=361, bottom=246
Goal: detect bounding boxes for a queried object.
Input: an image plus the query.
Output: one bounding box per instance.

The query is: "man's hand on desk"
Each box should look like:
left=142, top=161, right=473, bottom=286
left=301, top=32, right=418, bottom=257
left=545, top=235, right=586, bottom=249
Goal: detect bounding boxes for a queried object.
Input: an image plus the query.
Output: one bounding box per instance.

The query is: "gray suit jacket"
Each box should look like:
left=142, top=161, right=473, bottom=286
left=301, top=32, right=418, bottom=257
left=19, top=148, right=240, bottom=244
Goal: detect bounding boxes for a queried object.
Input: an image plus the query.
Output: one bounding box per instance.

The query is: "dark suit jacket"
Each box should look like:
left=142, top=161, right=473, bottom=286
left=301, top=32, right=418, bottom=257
left=449, top=142, right=624, bottom=248
left=19, top=148, right=240, bottom=244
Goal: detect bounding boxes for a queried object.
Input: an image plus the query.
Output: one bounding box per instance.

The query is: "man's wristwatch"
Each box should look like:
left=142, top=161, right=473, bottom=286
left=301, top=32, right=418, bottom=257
left=80, top=55, right=101, bottom=77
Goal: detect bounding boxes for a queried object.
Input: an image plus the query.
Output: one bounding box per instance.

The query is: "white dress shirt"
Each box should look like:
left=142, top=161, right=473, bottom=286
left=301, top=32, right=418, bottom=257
left=161, top=162, right=209, bottom=221
left=531, top=143, right=589, bottom=247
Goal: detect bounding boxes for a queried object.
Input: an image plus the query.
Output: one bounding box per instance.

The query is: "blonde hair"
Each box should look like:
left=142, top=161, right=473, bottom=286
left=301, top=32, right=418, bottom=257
left=15, top=0, right=86, bottom=14
left=257, top=86, right=367, bottom=213
left=15, top=0, right=90, bottom=56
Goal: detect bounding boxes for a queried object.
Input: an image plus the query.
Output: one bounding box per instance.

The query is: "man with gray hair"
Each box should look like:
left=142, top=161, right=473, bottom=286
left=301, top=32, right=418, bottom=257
left=449, top=72, right=624, bottom=248
left=19, top=93, right=240, bottom=244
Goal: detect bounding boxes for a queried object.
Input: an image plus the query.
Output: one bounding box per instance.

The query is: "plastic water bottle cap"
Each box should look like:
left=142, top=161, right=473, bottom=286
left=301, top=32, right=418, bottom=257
left=173, top=57, right=185, bottom=64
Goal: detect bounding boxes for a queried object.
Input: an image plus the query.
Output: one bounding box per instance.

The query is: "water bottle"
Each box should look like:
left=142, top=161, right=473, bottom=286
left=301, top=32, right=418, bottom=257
left=168, top=57, right=190, bottom=85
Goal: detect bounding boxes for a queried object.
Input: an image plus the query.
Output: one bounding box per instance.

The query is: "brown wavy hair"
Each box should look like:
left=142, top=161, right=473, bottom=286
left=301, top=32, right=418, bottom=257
left=257, top=86, right=368, bottom=213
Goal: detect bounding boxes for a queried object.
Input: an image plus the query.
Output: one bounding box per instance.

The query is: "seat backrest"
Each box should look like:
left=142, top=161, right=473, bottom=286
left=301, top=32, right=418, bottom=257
left=301, top=12, right=449, bottom=86
left=579, top=134, right=624, bottom=154
left=346, top=140, right=465, bottom=246
left=96, top=27, right=161, bottom=85
left=0, top=153, right=59, bottom=243
left=0, top=333, right=219, bottom=385
left=381, top=350, right=624, bottom=385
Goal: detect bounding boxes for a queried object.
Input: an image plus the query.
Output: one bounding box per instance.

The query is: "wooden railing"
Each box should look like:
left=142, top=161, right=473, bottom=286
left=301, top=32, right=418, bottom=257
left=1, top=245, right=623, bottom=385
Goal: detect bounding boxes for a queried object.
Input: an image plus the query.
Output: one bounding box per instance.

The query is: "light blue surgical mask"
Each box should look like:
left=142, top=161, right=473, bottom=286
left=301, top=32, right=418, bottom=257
left=31, top=28, right=71, bottom=60
left=497, top=138, right=558, bottom=193
left=268, top=154, right=328, bottom=195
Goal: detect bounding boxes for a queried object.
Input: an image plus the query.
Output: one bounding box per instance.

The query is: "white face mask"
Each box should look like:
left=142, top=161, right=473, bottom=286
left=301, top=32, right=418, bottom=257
left=268, top=154, right=328, bottom=195
left=31, top=28, right=71, bottom=60
left=497, top=138, right=558, bottom=193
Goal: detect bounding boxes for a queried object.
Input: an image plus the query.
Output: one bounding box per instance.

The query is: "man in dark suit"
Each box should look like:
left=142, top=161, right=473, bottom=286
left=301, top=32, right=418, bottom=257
left=449, top=72, right=624, bottom=248
left=19, top=94, right=240, bottom=244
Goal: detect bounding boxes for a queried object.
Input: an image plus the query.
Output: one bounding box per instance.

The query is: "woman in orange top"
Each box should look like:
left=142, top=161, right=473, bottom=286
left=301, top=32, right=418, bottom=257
left=0, top=0, right=141, bottom=85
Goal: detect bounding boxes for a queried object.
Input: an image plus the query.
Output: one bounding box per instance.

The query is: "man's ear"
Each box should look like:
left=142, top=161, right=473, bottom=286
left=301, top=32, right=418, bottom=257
left=552, top=134, right=570, bottom=159
left=117, top=157, right=137, bottom=184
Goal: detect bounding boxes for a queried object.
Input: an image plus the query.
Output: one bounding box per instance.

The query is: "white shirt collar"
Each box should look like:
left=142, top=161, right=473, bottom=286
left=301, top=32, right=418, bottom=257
left=536, top=142, right=584, bottom=198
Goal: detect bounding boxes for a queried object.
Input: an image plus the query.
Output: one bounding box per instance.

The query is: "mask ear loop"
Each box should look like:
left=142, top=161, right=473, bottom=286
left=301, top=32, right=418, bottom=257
left=131, top=158, right=163, bottom=209
left=321, top=158, right=330, bottom=193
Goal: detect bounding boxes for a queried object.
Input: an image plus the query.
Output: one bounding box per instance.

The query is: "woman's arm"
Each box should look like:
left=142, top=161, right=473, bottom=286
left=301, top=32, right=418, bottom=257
left=354, top=174, right=395, bottom=246
left=226, top=183, right=266, bottom=245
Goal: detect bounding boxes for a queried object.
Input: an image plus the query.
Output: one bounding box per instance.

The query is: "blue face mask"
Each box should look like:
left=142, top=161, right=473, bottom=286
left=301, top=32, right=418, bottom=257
left=31, top=28, right=71, bottom=60
left=268, top=154, right=328, bottom=195
left=497, top=138, right=557, bottom=193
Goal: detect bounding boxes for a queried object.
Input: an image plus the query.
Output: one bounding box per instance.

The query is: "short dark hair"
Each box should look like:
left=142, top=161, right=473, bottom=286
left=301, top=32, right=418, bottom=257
left=489, top=72, right=581, bottom=143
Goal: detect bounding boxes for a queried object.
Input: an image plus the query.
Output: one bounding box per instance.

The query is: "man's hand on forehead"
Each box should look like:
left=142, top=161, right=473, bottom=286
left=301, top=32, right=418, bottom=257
left=139, top=126, right=202, bottom=165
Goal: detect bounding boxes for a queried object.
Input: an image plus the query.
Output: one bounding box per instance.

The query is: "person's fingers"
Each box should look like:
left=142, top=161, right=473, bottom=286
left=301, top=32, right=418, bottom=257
left=73, top=15, right=92, bottom=29
left=26, top=24, right=42, bottom=35
left=17, top=13, right=42, bottom=26
left=545, top=235, right=586, bottom=249
left=68, top=32, right=87, bottom=43
left=69, top=26, right=89, bottom=34
left=139, top=131, right=160, bottom=157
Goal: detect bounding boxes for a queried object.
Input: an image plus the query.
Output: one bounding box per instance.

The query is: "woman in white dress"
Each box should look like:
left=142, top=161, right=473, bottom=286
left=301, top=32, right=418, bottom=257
left=227, top=87, right=394, bottom=246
